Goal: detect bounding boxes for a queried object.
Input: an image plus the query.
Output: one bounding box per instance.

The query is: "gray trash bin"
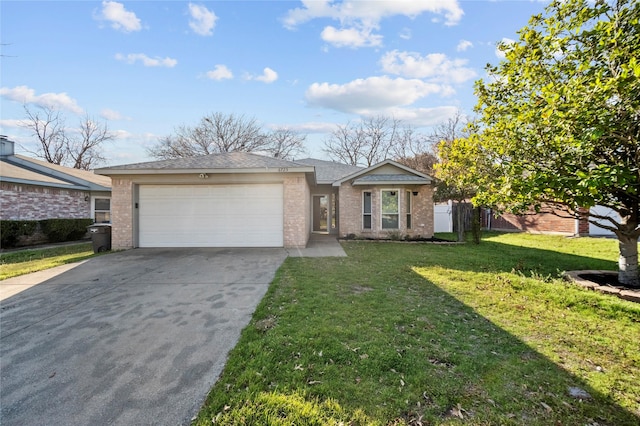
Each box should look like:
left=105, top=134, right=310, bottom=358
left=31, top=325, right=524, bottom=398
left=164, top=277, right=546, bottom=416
left=88, top=224, right=112, bottom=253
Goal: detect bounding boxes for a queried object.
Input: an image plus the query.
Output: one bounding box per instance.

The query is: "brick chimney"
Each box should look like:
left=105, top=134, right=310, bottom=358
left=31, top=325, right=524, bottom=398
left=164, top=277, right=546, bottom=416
left=0, top=135, right=15, bottom=157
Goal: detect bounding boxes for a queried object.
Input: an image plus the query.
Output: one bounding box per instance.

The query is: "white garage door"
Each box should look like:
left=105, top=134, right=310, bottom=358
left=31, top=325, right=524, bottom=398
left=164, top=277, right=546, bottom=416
left=138, top=184, right=284, bottom=247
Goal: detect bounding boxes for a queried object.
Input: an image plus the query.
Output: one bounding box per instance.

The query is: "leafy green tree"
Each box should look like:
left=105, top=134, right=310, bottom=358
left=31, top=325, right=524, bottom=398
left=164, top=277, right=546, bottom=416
left=472, top=0, right=639, bottom=286
left=435, top=135, right=485, bottom=243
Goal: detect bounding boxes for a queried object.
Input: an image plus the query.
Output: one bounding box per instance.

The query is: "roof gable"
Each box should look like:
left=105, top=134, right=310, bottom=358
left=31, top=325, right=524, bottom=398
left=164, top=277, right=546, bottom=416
left=332, top=159, right=434, bottom=187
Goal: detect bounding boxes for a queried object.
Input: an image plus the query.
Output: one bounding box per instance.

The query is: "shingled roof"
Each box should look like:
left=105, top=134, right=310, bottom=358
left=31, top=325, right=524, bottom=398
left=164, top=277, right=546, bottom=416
left=1, top=154, right=111, bottom=191
left=96, top=152, right=315, bottom=175
left=295, top=158, right=363, bottom=184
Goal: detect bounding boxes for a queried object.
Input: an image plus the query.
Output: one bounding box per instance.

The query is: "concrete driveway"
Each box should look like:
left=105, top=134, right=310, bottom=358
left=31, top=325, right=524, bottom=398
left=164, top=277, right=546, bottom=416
left=0, top=248, right=288, bottom=426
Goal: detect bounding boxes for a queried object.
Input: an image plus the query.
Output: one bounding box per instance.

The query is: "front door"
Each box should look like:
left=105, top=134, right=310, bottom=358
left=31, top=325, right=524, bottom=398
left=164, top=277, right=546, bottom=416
left=312, top=195, right=328, bottom=233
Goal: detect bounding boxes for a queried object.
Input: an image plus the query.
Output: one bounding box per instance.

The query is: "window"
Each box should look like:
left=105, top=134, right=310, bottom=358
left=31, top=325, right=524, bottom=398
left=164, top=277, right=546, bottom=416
left=406, top=190, right=412, bottom=229
left=363, top=191, right=372, bottom=229
left=381, top=190, right=399, bottom=229
left=93, top=197, right=111, bottom=223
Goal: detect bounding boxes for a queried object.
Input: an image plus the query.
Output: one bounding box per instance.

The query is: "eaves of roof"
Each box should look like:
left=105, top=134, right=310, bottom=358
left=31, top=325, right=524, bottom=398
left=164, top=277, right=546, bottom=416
left=352, top=174, right=431, bottom=185
left=332, top=159, right=434, bottom=187
left=1, top=156, right=111, bottom=191
left=95, top=152, right=315, bottom=176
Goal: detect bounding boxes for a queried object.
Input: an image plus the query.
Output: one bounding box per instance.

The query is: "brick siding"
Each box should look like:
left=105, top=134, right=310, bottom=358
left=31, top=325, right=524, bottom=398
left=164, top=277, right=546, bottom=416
left=494, top=210, right=576, bottom=234
left=110, top=178, right=134, bottom=250
left=1, top=182, right=90, bottom=220
left=338, top=183, right=434, bottom=239
left=109, top=175, right=310, bottom=250
left=283, top=175, right=310, bottom=248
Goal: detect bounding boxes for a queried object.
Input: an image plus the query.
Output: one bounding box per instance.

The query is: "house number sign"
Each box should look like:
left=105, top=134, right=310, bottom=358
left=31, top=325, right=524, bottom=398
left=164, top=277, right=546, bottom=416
left=278, top=168, right=289, bottom=172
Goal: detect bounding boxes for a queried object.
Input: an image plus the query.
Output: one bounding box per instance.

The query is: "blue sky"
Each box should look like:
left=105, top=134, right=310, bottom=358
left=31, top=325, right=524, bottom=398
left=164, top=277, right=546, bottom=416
left=1, top=1, right=547, bottom=166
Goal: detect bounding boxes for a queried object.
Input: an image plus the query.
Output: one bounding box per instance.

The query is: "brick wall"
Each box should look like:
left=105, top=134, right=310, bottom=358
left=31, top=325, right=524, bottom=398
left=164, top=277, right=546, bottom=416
left=338, top=183, right=434, bottom=239
left=1, top=182, right=90, bottom=220
left=110, top=178, right=134, bottom=249
left=495, top=210, right=576, bottom=234
left=283, top=175, right=309, bottom=248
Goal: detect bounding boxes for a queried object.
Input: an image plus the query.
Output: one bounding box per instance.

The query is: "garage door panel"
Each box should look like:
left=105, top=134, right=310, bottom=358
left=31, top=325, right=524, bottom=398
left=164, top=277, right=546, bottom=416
left=139, top=184, right=283, bottom=247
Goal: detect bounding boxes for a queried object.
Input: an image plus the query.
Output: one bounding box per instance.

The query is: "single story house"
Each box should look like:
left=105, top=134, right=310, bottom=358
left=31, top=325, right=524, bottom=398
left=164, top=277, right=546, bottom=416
left=96, top=153, right=435, bottom=249
left=0, top=136, right=112, bottom=222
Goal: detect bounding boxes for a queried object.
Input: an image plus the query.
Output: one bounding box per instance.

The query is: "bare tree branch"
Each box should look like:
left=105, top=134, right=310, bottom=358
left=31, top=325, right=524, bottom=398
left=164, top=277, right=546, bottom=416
left=68, top=115, right=114, bottom=170
left=20, top=105, right=68, bottom=164
left=148, top=112, right=279, bottom=160
left=266, top=128, right=307, bottom=160
left=20, top=106, right=112, bottom=170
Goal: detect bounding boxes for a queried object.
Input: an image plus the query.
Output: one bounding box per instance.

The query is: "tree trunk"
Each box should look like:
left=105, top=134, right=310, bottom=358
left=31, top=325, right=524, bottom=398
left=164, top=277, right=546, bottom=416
left=456, top=201, right=465, bottom=242
left=618, top=235, right=639, bottom=288
left=471, top=206, right=481, bottom=244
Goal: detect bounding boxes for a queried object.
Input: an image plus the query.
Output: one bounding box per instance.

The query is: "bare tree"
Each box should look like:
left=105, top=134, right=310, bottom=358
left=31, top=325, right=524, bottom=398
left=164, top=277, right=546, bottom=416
left=21, top=106, right=112, bottom=170
left=69, top=115, right=113, bottom=170
left=21, top=106, right=68, bottom=164
left=323, top=116, right=402, bottom=166
left=148, top=112, right=276, bottom=160
left=428, top=110, right=469, bottom=148
left=266, top=128, right=307, bottom=160
left=391, top=126, right=437, bottom=175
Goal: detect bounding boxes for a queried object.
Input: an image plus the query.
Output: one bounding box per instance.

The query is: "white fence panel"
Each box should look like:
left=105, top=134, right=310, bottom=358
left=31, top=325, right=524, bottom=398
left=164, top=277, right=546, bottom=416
left=434, top=202, right=453, bottom=233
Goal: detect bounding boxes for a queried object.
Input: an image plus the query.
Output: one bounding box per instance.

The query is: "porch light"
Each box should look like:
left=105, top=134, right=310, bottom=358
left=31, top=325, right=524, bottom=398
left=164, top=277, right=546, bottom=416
left=412, top=191, right=418, bottom=196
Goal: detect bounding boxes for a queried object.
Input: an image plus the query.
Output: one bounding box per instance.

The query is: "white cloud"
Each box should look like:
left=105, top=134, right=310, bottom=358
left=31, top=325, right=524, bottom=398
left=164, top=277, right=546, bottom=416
left=0, top=85, right=83, bottom=114
left=97, top=1, right=142, bottom=33
left=100, top=108, right=130, bottom=120
left=321, top=25, right=382, bottom=48
left=111, top=129, right=133, bottom=139
left=457, top=39, right=473, bottom=52
left=373, top=106, right=459, bottom=127
left=399, top=28, right=412, bottom=40
left=283, top=0, right=464, bottom=29
left=188, top=3, right=217, bottom=36
left=0, top=119, right=24, bottom=129
left=206, top=64, right=233, bottom=80
left=305, top=76, right=448, bottom=115
left=276, top=121, right=337, bottom=134
left=380, top=50, right=476, bottom=84
left=251, top=67, right=278, bottom=83
left=115, top=53, right=177, bottom=68
left=495, top=37, right=515, bottom=58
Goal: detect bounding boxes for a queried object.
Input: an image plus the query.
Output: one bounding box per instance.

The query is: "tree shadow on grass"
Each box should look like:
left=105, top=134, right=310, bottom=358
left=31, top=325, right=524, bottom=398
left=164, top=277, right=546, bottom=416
left=195, top=242, right=639, bottom=425
left=405, top=270, right=639, bottom=424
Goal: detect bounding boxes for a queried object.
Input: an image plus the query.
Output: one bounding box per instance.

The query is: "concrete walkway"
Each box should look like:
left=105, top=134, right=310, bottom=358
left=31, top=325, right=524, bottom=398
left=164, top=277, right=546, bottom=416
left=287, top=234, right=347, bottom=257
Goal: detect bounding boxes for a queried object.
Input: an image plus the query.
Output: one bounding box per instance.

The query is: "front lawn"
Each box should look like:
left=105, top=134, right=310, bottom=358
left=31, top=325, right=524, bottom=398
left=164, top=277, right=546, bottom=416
left=0, top=243, right=96, bottom=280
left=195, top=233, right=639, bottom=425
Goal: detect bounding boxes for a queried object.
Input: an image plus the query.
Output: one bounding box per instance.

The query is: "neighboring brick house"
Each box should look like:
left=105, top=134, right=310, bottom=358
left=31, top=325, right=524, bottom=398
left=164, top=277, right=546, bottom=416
left=0, top=136, right=112, bottom=222
left=487, top=207, right=590, bottom=235
left=96, top=154, right=435, bottom=250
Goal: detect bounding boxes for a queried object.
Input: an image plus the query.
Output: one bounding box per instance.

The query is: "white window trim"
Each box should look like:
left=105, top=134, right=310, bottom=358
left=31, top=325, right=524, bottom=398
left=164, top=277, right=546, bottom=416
left=380, top=189, right=399, bottom=230
left=362, top=190, right=372, bottom=230
left=91, top=196, right=111, bottom=223
left=406, top=190, right=412, bottom=230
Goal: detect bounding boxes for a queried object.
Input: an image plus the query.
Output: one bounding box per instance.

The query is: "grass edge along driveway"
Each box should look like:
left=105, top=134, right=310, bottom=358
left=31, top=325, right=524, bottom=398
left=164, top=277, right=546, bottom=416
left=195, top=233, right=640, bottom=425
left=0, top=243, right=96, bottom=281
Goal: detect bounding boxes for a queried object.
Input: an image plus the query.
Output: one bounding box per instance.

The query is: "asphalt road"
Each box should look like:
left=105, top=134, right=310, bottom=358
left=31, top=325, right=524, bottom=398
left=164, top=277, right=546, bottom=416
left=0, top=247, right=287, bottom=425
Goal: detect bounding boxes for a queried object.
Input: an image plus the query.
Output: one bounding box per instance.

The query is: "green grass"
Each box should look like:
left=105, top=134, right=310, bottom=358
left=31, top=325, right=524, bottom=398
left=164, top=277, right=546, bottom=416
left=0, top=243, right=96, bottom=280
left=195, top=233, right=640, bottom=425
